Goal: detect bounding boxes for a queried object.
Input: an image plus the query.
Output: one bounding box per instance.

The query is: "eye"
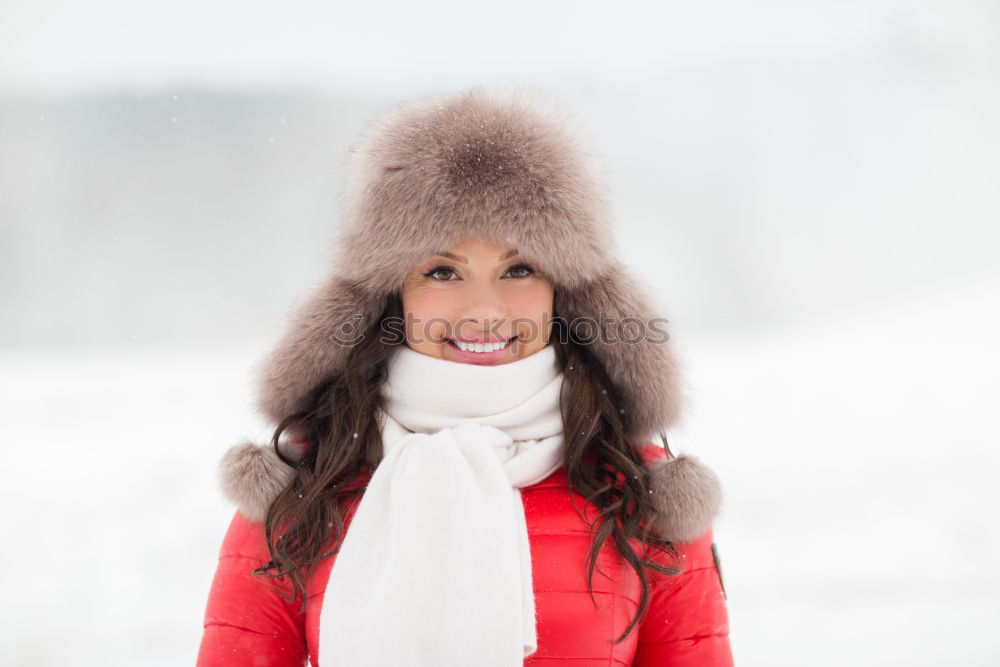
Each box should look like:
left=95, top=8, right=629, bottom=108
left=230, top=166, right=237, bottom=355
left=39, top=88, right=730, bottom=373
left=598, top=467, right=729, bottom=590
left=423, top=265, right=458, bottom=281
left=504, top=263, right=535, bottom=278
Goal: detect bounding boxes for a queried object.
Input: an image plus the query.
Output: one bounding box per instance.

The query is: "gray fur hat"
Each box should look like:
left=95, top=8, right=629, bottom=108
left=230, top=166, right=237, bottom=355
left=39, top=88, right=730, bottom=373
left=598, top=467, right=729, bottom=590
left=218, top=85, right=722, bottom=542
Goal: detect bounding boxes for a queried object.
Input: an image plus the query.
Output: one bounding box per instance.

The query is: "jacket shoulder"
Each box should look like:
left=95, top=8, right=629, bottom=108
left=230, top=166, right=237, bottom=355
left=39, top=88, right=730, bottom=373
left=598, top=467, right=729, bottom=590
left=217, top=510, right=273, bottom=561
left=197, top=511, right=308, bottom=666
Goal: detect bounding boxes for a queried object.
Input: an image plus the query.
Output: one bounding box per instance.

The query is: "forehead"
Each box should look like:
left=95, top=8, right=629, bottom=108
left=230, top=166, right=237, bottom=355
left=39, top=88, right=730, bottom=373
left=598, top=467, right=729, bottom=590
left=424, top=239, right=521, bottom=264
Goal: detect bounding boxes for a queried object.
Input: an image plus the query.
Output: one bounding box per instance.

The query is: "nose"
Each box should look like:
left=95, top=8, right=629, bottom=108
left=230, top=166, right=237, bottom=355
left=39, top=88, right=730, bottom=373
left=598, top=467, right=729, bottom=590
left=455, top=283, right=509, bottom=336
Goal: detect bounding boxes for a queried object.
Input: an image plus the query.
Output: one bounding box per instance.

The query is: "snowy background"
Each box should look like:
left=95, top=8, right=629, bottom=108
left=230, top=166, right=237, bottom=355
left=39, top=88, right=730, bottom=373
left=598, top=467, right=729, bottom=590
left=2, top=1, right=999, bottom=665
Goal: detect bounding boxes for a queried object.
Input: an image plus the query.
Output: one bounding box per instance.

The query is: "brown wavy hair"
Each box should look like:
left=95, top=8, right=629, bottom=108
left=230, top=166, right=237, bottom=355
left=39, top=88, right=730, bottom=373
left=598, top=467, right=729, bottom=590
left=252, top=290, right=683, bottom=643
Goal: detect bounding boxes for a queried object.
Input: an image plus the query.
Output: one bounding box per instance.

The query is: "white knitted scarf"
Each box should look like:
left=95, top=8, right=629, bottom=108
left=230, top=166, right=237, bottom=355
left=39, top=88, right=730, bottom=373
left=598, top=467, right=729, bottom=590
left=316, top=343, right=566, bottom=666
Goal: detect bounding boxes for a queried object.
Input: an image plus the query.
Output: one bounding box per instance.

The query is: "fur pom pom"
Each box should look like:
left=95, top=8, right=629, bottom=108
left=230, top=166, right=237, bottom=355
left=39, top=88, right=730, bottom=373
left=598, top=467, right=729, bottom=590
left=644, top=454, right=723, bottom=543
left=217, top=442, right=296, bottom=522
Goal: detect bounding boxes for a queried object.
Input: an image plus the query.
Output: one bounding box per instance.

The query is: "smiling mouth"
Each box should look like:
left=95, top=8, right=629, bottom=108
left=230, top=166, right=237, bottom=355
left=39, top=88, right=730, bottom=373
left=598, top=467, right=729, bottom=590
left=446, top=335, right=517, bottom=354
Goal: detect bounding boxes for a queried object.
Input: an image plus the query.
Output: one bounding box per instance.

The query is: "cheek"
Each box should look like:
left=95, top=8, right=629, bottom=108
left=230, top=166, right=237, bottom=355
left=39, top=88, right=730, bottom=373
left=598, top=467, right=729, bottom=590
left=511, top=285, right=552, bottom=314
left=509, top=283, right=554, bottom=335
left=403, top=288, right=457, bottom=343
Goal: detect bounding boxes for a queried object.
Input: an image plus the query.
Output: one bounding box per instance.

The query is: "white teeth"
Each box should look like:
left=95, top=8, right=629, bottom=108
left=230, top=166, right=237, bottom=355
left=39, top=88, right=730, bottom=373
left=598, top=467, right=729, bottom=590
left=454, top=338, right=509, bottom=353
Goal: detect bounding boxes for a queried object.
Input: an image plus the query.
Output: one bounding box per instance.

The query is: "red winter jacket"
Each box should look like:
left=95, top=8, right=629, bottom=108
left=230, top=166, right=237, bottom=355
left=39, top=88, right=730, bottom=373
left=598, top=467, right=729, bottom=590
left=196, top=444, right=733, bottom=666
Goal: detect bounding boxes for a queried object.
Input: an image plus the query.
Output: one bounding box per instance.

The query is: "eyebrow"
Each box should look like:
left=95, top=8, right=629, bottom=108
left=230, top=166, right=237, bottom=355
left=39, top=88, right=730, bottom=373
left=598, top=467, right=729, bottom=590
left=434, top=248, right=519, bottom=263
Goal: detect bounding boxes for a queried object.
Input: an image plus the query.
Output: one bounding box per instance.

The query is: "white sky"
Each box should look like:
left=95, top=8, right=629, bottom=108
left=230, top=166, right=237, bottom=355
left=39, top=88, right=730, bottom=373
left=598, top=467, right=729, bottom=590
left=3, top=0, right=994, bottom=93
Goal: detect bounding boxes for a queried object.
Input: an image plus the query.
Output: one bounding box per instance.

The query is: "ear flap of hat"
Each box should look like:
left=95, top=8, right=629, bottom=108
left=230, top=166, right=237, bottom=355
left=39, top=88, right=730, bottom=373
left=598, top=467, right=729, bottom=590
left=254, top=273, right=387, bottom=425
left=555, top=261, right=687, bottom=442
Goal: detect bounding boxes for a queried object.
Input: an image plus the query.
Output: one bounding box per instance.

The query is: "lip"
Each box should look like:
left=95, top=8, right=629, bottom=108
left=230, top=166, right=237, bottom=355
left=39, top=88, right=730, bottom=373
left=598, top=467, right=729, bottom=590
left=445, top=335, right=517, bottom=364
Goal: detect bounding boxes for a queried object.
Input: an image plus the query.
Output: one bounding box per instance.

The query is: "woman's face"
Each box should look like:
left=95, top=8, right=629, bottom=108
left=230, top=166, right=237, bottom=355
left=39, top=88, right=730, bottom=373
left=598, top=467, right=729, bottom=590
left=400, top=238, right=554, bottom=365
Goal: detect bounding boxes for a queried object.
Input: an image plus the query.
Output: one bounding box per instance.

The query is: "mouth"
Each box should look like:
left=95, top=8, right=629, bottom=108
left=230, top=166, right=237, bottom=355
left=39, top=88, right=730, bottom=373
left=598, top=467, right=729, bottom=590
left=445, top=334, right=518, bottom=355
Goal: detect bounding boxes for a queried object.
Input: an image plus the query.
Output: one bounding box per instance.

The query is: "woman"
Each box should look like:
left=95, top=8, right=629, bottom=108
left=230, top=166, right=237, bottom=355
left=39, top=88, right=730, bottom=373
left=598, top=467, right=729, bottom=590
left=196, top=87, right=733, bottom=666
